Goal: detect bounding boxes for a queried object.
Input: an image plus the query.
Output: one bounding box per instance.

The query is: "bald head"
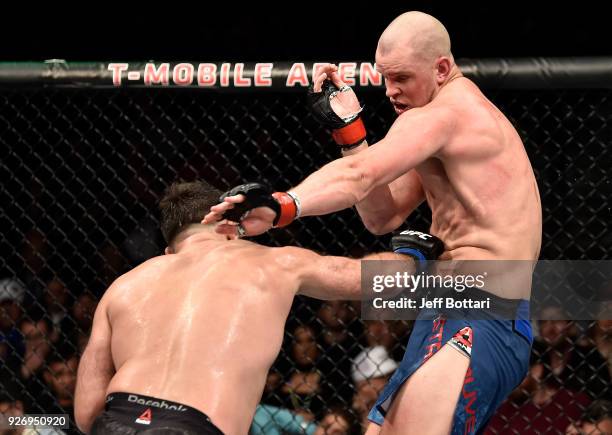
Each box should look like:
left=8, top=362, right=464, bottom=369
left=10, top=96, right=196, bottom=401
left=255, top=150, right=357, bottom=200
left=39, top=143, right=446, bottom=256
left=377, top=12, right=452, bottom=63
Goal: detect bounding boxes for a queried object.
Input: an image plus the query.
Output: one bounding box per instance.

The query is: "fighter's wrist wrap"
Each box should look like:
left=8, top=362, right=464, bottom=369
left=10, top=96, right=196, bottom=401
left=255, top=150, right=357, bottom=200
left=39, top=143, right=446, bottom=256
left=286, top=191, right=302, bottom=219
left=333, top=118, right=367, bottom=149
left=271, top=192, right=298, bottom=228
left=219, top=183, right=299, bottom=228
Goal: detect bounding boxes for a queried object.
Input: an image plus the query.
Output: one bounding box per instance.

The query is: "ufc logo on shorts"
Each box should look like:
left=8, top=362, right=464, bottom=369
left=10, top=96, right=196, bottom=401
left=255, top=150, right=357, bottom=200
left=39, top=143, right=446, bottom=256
left=400, top=230, right=432, bottom=240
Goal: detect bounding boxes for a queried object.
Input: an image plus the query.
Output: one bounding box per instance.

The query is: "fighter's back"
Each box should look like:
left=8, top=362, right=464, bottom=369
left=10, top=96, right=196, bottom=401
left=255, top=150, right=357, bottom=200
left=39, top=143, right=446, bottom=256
left=418, top=77, right=542, bottom=262
left=104, top=240, right=297, bottom=434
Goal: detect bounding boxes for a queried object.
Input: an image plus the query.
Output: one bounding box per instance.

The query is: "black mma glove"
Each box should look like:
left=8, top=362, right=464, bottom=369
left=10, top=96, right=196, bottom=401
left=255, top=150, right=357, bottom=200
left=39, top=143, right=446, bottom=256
left=391, top=229, right=445, bottom=262
left=307, top=79, right=366, bottom=150
left=219, top=183, right=298, bottom=228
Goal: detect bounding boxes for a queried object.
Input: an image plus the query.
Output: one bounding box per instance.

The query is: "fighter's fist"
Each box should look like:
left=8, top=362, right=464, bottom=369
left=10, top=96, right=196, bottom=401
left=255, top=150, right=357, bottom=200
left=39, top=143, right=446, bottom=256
left=391, top=229, right=445, bottom=262
left=201, top=183, right=298, bottom=237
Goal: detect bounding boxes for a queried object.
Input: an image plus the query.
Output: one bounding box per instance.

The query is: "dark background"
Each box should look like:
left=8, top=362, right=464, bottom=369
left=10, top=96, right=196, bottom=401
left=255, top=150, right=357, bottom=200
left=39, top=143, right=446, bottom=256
left=1, top=2, right=609, bottom=61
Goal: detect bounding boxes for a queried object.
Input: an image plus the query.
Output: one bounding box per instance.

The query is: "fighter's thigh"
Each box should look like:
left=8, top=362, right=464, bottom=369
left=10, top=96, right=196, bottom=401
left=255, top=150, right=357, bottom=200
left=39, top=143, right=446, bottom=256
left=380, top=343, right=470, bottom=435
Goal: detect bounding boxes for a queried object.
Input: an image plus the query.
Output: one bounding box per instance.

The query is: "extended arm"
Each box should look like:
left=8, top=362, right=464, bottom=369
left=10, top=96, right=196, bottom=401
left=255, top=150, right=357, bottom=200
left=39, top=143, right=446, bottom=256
left=282, top=228, right=444, bottom=300
left=276, top=247, right=412, bottom=300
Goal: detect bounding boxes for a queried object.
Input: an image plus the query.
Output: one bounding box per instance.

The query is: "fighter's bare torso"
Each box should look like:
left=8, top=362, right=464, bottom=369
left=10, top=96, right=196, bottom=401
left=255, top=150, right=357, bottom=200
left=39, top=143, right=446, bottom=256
left=409, top=77, right=542, bottom=262
left=104, top=240, right=297, bottom=434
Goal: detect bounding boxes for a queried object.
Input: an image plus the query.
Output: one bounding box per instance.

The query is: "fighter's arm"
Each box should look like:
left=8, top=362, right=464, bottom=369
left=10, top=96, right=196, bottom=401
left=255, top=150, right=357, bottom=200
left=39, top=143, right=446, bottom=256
left=275, top=246, right=410, bottom=300
left=204, top=105, right=453, bottom=236
left=322, top=68, right=426, bottom=234
left=353, top=163, right=425, bottom=235
left=291, top=105, right=453, bottom=218
left=75, top=294, right=115, bottom=434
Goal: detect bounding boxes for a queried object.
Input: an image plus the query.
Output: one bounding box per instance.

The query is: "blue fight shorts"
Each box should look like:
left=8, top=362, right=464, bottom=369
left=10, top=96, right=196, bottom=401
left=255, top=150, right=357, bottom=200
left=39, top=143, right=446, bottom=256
left=368, top=292, right=532, bottom=434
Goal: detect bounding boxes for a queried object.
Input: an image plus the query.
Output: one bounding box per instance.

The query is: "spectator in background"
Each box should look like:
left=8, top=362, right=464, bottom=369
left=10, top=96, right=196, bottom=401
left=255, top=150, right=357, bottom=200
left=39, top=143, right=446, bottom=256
left=591, top=303, right=612, bottom=381
left=261, top=363, right=288, bottom=409
left=361, top=319, right=412, bottom=362
left=282, top=325, right=324, bottom=419
left=485, top=361, right=591, bottom=433
left=251, top=404, right=316, bottom=435
left=314, top=408, right=357, bottom=435
left=42, top=278, right=70, bottom=344
left=317, top=301, right=359, bottom=349
left=17, top=307, right=71, bottom=426
left=566, top=399, right=612, bottom=435
left=19, top=313, right=53, bottom=381
left=75, top=292, right=96, bottom=328
left=55, top=292, right=98, bottom=356
left=316, top=301, right=362, bottom=405
left=350, top=346, right=397, bottom=433
left=67, top=292, right=97, bottom=355
left=362, top=321, right=398, bottom=354
left=37, top=350, right=78, bottom=434
left=0, top=279, right=26, bottom=378
left=0, top=393, right=24, bottom=435
left=533, top=305, right=611, bottom=399
left=251, top=404, right=357, bottom=435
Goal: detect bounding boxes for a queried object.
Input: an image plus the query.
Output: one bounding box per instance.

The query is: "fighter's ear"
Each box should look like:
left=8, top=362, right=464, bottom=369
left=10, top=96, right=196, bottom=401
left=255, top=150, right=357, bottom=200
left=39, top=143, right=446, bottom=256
left=435, top=57, right=452, bottom=83
left=164, top=247, right=173, bottom=255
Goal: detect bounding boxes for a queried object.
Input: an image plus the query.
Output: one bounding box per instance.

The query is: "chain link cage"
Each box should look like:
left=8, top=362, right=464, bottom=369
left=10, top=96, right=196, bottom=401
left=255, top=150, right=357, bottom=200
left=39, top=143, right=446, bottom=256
left=1, top=60, right=611, bottom=434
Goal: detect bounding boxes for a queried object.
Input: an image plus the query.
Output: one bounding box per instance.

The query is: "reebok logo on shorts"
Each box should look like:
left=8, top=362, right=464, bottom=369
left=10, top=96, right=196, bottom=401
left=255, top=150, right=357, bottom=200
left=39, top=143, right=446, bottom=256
left=127, top=394, right=187, bottom=411
left=135, top=408, right=152, bottom=425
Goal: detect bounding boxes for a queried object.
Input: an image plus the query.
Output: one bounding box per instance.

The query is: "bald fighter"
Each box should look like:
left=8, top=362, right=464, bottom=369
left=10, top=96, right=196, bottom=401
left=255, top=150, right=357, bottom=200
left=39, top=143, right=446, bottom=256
left=204, top=11, right=542, bottom=435
left=74, top=181, right=435, bottom=435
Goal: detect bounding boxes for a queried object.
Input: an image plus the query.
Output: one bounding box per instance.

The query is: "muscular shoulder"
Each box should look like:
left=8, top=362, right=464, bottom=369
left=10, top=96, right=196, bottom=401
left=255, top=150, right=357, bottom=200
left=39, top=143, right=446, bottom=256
left=390, top=91, right=460, bottom=144
left=266, top=246, right=318, bottom=269
left=384, top=103, right=457, bottom=160
left=434, top=79, right=509, bottom=152
left=101, top=255, right=167, bottom=301
left=439, top=78, right=502, bottom=126
left=258, top=246, right=319, bottom=285
left=198, top=242, right=308, bottom=284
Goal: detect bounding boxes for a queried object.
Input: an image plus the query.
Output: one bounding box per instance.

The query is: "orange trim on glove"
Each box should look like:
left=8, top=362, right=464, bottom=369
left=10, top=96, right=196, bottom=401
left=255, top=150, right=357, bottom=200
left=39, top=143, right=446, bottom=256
left=271, top=192, right=297, bottom=227
left=331, top=118, right=366, bottom=147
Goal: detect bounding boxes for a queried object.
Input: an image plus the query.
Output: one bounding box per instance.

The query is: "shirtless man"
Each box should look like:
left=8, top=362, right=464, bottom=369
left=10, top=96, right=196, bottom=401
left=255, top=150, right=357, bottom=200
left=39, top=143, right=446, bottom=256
left=203, top=11, right=542, bottom=435
left=73, top=181, right=432, bottom=435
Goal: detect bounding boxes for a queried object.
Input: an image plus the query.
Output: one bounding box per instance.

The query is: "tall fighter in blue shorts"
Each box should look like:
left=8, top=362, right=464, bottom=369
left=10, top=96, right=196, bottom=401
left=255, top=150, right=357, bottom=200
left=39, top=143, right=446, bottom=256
left=204, top=11, right=542, bottom=434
